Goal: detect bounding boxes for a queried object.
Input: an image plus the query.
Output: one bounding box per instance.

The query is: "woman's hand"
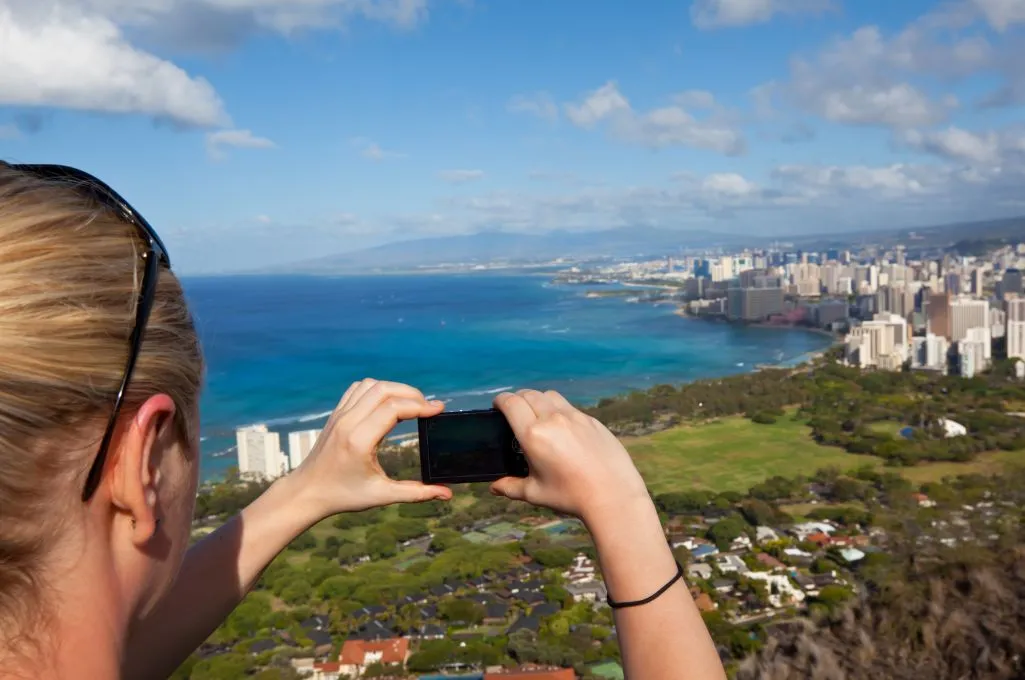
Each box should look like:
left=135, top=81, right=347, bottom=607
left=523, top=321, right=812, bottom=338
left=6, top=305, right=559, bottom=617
left=490, top=389, right=651, bottom=527
left=290, top=379, right=453, bottom=520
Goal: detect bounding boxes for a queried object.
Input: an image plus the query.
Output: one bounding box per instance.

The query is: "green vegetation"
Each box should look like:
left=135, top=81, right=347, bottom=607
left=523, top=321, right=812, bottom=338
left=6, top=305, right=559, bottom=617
left=626, top=415, right=870, bottom=494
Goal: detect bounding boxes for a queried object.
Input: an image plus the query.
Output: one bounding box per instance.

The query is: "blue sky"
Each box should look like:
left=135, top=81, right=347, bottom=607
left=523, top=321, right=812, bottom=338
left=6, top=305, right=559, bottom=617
left=1, top=0, right=1024, bottom=273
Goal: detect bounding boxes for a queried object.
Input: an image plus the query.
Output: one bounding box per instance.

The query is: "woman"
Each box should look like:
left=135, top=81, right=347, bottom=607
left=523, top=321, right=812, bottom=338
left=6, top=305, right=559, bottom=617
left=0, top=163, right=725, bottom=680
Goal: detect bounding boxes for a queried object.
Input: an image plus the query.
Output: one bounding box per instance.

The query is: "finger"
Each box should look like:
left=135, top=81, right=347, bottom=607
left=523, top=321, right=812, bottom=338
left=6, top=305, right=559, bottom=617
left=348, top=381, right=427, bottom=423
left=519, top=389, right=560, bottom=419
left=387, top=480, right=453, bottom=504
left=490, top=476, right=529, bottom=501
left=337, top=381, right=363, bottom=411
left=350, top=397, right=444, bottom=451
left=338, top=378, right=378, bottom=413
left=494, top=392, right=539, bottom=434
left=542, top=390, right=577, bottom=414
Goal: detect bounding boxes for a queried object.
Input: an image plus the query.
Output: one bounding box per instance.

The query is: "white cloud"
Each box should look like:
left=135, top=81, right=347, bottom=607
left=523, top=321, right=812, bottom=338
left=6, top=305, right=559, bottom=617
left=508, top=92, right=559, bottom=121
left=781, top=24, right=988, bottom=128
left=564, top=81, right=746, bottom=155
left=702, top=173, right=759, bottom=197
left=690, top=0, right=833, bottom=29
left=971, top=0, right=1025, bottom=31
left=898, top=125, right=1025, bottom=165
left=0, top=3, right=227, bottom=127
left=206, top=128, right=275, bottom=159
left=255, top=214, right=273, bottom=224
left=438, top=169, right=485, bottom=184
left=350, top=137, right=405, bottom=161
left=564, top=82, right=630, bottom=129
left=0, top=0, right=450, bottom=128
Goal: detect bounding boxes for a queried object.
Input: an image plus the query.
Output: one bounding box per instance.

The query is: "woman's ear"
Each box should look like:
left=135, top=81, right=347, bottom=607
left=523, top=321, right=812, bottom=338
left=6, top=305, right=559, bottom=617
left=107, top=394, right=177, bottom=546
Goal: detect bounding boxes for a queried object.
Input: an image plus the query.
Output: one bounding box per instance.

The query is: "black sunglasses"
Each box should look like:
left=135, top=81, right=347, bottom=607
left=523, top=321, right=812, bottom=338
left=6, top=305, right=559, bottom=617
left=4, top=163, right=170, bottom=501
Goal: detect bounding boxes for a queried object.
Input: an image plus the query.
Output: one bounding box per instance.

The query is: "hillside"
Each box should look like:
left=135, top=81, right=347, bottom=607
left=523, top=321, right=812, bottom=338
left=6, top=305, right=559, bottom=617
left=737, top=541, right=1025, bottom=680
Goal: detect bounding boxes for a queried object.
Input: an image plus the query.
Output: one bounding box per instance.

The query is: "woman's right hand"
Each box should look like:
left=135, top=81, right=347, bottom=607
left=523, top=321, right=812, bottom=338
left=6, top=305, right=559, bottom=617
left=490, top=389, right=652, bottom=526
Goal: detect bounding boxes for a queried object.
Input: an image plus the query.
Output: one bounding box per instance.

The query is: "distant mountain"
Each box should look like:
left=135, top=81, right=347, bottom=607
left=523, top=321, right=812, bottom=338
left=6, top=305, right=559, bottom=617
left=266, top=226, right=745, bottom=274
left=265, top=215, right=1025, bottom=275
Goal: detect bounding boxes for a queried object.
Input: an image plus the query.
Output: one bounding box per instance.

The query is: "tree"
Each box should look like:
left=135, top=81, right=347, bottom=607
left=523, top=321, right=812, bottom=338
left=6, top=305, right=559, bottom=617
left=529, top=546, right=575, bottom=569
left=189, top=654, right=252, bottom=680
left=366, top=531, right=397, bottom=560
left=429, top=528, right=465, bottom=553
left=707, top=517, right=748, bottom=550
left=287, top=531, right=317, bottom=552
left=280, top=580, right=313, bottom=606
left=439, top=599, right=485, bottom=625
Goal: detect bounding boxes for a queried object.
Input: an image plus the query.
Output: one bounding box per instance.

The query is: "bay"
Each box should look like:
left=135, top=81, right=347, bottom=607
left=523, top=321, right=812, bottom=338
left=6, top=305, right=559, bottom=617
left=183, top=274, right=832, bottom=480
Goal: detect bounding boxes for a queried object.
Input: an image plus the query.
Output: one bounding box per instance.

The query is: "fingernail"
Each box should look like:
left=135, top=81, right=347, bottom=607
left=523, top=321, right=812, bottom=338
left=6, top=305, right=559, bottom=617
left=431, top=400, right=444, bottom=406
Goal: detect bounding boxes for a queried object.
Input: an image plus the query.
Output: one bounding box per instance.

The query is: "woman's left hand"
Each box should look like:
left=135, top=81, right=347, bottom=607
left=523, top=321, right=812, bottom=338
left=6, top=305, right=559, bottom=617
left=289, top=379, right=453, bottom=519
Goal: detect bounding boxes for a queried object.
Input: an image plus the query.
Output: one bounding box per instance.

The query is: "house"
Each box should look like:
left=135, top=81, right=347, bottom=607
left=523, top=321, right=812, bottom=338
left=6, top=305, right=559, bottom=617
left=715, top=554, right=748, bottom=575
left=411, top=623, right=445, bottom=640
left=806, top=532, right=832, bottom=547
left=248, top=639, right=278, bottom=655
left=566, top=580, right=608, bottom=603
left=711, top=579, right=734, bottom=594
left=310, top=661, right=343, bottom=680
left=746, top=572, right=806, bottom=608
left=756, top=526, right=779, bottom=543
left=520, top=591, right=546, bottom=606
left=686, top=563, right=713, bottom=581
left=563, top=554, right=597, bottom=582
left=913, top=493, right=937, bottom=508
left=351, top=620, right=394, bottom=641
left=813, top=572, right=841, bottom=588
left=755, top=553, right=785, bottom=570
left=730, top=535, right=753, bottom=551
left=791, top=572, right=816, bottom=592
left=306, top=629, right=334, bottom=656
left=338, top=638, right=410, bottom=678
left=484, top=667, right=575, bottom=679
left=531, top=601, right=561, bottom=618
left=507, top=615, right=541, bottom=635
left=484, top=603, right=510, bottom=623
left=691, top=544, right=720, bottom=560
left=353, top=604, right=387, bottom=619
left=839, top=547, right=865, bottom=563
left=692, top=591, right=717, bottom=613
left=791, top=522, right=836, bottom=540
left=301, top=615, right=331, bottom=631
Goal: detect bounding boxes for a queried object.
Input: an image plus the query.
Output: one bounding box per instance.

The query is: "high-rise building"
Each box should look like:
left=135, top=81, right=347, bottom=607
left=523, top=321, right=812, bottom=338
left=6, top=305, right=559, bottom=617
left=990, top=308, right=1006, bottom=339
left=845, top=313, right=908, bottom=369
left=970, top=268, right=984, bottom=295
left=964, top=326, right=992, bottom=362
left=875, top=284, right=913, bottom=319
left=1000, top=268, right=1023, bottom=300
left=927, top=292, right=951, bottom=339
left=1008, top=298, right=1025, bottom=360
left=288, top=429, right=321, bottom=470
left=950, top=298, right=989, bottom=343
left=237, top=425, right=286, bottom=480
left=944, top=272, right=962, bottom=295
left=727, top=286, right=785, bottom=321
left=816, top=300, right=849, bottom=328
left=912, top=333, right=949, bottom=373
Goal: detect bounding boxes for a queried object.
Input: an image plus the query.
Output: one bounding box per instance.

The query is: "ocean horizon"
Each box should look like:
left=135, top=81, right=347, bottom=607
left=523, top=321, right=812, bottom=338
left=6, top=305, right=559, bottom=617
left=183, top=274, right=832, bottom=481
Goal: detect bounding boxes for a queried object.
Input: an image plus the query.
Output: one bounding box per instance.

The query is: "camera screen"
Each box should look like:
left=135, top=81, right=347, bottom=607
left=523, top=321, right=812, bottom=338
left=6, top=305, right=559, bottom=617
left=425, top=411, right=513, bottom=479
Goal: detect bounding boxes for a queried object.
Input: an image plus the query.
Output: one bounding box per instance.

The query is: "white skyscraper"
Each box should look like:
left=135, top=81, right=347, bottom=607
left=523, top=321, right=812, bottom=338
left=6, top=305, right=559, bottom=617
left=950, top=298, right=989, bottom=343
left=1008, top=298, right=1025, bottom=360
left=912, top=333, right=949, bottom=373
left=237, top=424, right=286, bottom=480
left=964, top=326, right=992, bottom=362
left=288, top=429, right=322, bottom=470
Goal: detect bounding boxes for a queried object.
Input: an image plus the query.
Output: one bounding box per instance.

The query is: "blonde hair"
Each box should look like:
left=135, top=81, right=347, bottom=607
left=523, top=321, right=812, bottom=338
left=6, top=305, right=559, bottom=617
left=0, top=165, right=204, bottom=645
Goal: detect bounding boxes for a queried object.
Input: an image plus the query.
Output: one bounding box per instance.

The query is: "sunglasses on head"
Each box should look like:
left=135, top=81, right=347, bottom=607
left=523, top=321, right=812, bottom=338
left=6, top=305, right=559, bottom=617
left=2, top=163, right=171, bottom=501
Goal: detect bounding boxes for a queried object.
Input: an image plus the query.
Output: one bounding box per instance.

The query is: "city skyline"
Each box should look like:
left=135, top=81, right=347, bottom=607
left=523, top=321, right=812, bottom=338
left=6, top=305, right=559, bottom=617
left=2, top=0, right=1025, bottom=273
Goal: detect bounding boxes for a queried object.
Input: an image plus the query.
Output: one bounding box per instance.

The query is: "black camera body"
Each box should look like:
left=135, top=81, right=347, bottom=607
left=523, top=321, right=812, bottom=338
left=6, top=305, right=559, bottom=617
left=418, top=408, right=530, bottom=484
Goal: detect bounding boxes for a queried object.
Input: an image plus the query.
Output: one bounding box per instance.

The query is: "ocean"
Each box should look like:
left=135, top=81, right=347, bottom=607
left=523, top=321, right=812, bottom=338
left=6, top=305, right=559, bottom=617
left=183, top=274, right=832, bottom=480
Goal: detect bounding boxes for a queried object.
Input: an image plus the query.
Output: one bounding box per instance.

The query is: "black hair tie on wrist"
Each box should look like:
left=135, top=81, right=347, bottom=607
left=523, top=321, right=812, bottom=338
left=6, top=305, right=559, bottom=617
left=607, top=560, right=685, bottom=609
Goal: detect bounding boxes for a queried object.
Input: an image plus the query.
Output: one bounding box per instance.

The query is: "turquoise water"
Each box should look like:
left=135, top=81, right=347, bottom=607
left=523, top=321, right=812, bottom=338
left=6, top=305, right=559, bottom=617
left=183, top=275, right=831, bottom=480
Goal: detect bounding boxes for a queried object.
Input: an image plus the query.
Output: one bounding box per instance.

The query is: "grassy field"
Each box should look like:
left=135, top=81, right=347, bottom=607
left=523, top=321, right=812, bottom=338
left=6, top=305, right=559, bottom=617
left=625, top=415, right=1025, bottom=494
left=625, top=416, right=868, bottom=494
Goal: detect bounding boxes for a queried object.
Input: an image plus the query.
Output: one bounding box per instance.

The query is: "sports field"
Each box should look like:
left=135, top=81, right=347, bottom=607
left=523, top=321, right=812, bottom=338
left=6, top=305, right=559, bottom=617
left=624, top=415, right=1025, bottom=495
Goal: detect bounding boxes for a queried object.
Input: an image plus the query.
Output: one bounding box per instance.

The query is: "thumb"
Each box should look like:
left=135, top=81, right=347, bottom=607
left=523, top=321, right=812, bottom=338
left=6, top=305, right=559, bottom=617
left=388, top=480, right=453, bottom=504
left=490, top=476, right=529, bottom=501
